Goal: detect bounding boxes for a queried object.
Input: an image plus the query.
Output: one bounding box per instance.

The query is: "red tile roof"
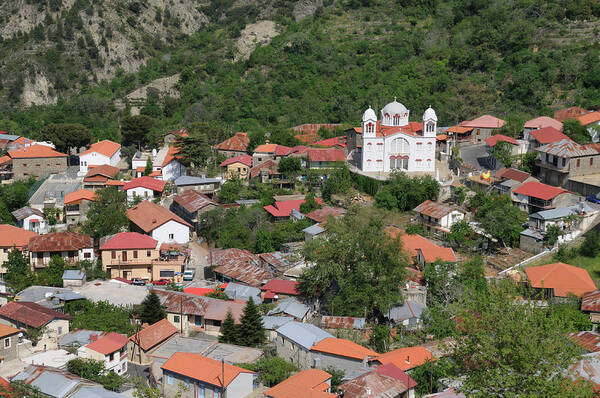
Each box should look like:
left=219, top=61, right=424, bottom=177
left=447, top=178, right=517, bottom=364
left=28, top=232, right=92, bottom=252
left=311, top=337, right=378, bottom=360
left=275, top=145, right=292, bottom=156
left=84, top=164, right=119, bottom=180
left=582, top=290, right=600, bottom=313
left=173, top=190, right=217, bottom=213
left=447, top=125, right=473, bottom=134
left=167, top=128, right=188, bottom=138
left=574, top=111, right=600, bottom=126
left=129, top=318, right=178, bottom=351
left=0, top=155, right=11, bottom=165
left=530, top=127, right=571, bottom=144
left=387, top=228, right=457, bottom=263
left=161, top=145, right=184, bottom=167
left=418, top=246, right=457, bottom=264
left=0, top=224, right=38, bottom=249
left=85, top=332, right=128, bottom=355
left=554, top=107, right=591, bottom=122
left=126, top=201, right=192, bottom=232
left=220, top=154, right=252, bottom=167
left=307, top=148, right=346, bottom=162
left=250, top=159, right=280, bottom=179
left=568, top=331, right=600, bottom=353
left=0, top=301, right=71, bottom=328
left=513, top=181, right=568, bottom=201
left=485, top=134, right=518, bottom=147
left=214, top=132, right=249, bottom=152
left=0, top=324, right=21, bottom=339
left=264, top=369, right=335, bottom=398
left=413, top=200, right=460, bottom=219
left=494, top=167, right=531, bottom=183
left=373, top=346, right=434, bottom=371
left=64, top=189, right=97, bottom=205
left=340, top=366, right=414, bottom=397
left=106, top=180, right=125, bottom=186
left=525, top=262, right=596, bottom=297
left=462, top=115, right=506, bottom=129
left=264, top=198, right=324, bottom=218
left=313, top=136, right=347, bottom=148
left=524, top=116, right=563, bottom=131
left=305, top=206, right=345, bottom=223
left=9, top=145, right=67, bottom=159
left=161, top=352, right=255, bottom=387
left=374, top=362, right=418, bottom=389
left=80, top=140, right=121, bottom=157
left=254, top=143, right=277, bottom=153
left=184, top=287, right=219, bottom=297
left=122, top=176, right=166, bottom=192
left=260, top=279, right=300, bottom=296
left=100, top=232, right=158, bottom=250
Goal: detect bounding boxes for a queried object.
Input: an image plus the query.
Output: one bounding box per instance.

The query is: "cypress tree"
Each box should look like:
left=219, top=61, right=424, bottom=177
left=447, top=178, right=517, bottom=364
left=238, top=297, right=265, bottom=347
left=218, top=309, right=239, bottom=344
left=140, top=292, right=166, bottom=325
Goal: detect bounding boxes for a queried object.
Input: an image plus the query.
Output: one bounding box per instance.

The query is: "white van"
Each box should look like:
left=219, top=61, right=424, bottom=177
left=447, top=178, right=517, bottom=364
left=183, top=269, right=195, bottom=281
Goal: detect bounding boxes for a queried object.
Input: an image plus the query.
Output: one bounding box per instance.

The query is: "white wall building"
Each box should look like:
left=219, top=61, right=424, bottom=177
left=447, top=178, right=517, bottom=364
left=359, top=99, right=437, bottom=174
left=151, top=220, right=190, bottom=244
left=79, top=140, right=121, bottom=175
left=77, top=332, right=128, bottom=376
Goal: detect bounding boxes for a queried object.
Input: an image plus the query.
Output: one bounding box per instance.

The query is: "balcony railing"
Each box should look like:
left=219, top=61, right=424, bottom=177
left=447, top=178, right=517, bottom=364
left=535, top=159, right=569, bottom=173
left=104, top=257, right=185, bottom=266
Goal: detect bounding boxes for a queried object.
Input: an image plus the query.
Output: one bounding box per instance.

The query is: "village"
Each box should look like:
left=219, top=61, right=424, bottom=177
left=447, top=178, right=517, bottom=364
left=1, top=100, right=600, bottom=397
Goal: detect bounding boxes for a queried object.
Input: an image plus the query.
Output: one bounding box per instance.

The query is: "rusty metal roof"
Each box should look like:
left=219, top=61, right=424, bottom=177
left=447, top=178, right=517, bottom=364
left=28, top=232, right=92, bottom=252
left=569, top=331, right=600, bottom=353
left=339, top=369, right=412, bottom=397
left=211, top=248, right=274, bottom=286
left=173, top=190, right=217, bottom=213
left=413, top=200, right=461, bottom=219
left=320, top=316, right=366, bottom=330
left=536, top=139, right=598, bottom=158
left=583, top=290, right=600, bottom=313
left=152, top=289, right=246, bottom=323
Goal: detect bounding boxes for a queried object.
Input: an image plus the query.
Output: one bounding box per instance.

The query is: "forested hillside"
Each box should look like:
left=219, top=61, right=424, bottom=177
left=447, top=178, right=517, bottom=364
left=1, top=0, right=600, bottom=143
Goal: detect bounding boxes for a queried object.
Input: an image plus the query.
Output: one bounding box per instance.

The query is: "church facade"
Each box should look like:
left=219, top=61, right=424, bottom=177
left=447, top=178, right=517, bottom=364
left=351, top=99, right=437, bottom=174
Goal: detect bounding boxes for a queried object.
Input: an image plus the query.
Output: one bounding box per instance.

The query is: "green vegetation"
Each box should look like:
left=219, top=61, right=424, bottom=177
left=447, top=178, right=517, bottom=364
left=489, top=141, right=513, bottom=167
left=82, top=187, right=128, bottom=241
left=0, top=179, right=36, bottom=223
left=374, top=172, right=439, bottom=211
left=3, top=249, right=33, bottom=293
left=139, top=292, right=167, bottom=325
left=67, top=358, right=124, bottom=391
left=563, top=119, right=591, bottom=144
left=240, top=356, right=298, bottom=387
left=65, top=299, right=135, bottom=335
left=218, top=297, right=265, bottom=347
left=39, top=123, right=92, bottom=153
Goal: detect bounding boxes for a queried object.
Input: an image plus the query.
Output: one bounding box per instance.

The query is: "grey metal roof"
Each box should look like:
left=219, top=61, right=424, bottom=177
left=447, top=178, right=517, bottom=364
left=62, top=270, right=86, bottom=280
left=520, top=228, right=544, bottom=239
left=290, top=208, right=305, bottom=221
left=53, top=292, right=86, bottom=301
left=529, top=203, right=594, bottom=221
left=13, top=365, right=82, bottom=398
left=500, top=179, right=520, bottom=188
left=262, top=315, right=294, bottom=330
left=11, top=206, right=44, bottom=220
left=387, top=301, right=426, bottom=322
left=0, top=133, right=21, bottom=141
left=174, top=175, right=222, bottom=186
left=303, top=224, right=326, bottom=235
left=223, top=282, right=262, bottom=303
left=275, top=321, right=333, bottom=350
left=59, top=330, right=106, bottom=348
left=235, top=199, right=261, bottom=206
left=16, top=286, right=75, bottom=304
left=70, top=386, right=126, bottom=398
left=268, top=297, right=310, bottom=319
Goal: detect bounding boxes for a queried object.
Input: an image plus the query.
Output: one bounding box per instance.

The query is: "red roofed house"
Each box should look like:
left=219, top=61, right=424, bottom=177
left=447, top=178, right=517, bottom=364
left=160, top=145, right=187, bottom=181
left=8, top=145, right=68, bottom=180
left=555, top=107, right=591, bottom=122
left=307, top=148, right=346, bottom=168
left=461, top=114, right=506, bottom=143
left=573, top=111, right=600, bottom=142
left=83, top=164, right=120, bottom=190
left=264, top=369, right=336, bottom=398
left=250, top=159, right=293, bottom=188
left=78, top=140, right=121, bottom=175
left=0, top=324, right=22, bottom=363
left=0, top=225, right=38, bottom=274
left=582, top=290, right=600, bottom=324
left=253, top=143, right=291, bottom=165
left=64, top=189, right=97, bottom=225
left=99, top=232, right=187, bottom=282
left=0, top=301, right=71, bottom=349
left=523, top=116, right=563, bottom=135
left=214, top=132, right=250, bottom=158
left=264, top=198, right=324, bottom=221
left=170, top=190, right=218, bottom=230
left=413, top=200, right=465, bottom=233
left=260, top=279, right=300, bottom=302
left=386, top=227, right=457, bottom=266
left=370, top=345, right=434, bottom=371
left=163, top=128, right=189, bottom=144
left=122, top=176, right=167, bottom=203
left=311, top=337, right=379, bottom=373
left=220, top=154, right=252, bottom=180
left=78, top=332, right=128, bottom=375
left=512, top=181, right=570, bottom=213
left=126, top=200, right=191, bottom=244
left=340, top=362, right=418, bottom=398
left=525, top=262, right=596, bottom=299
left=128, top=318, right=178, bottom=365
left=28, top=232, right=94, bottom=268
left=161, top=352, right=256, bottom=398
left=526, top=126, right=571, bottom=149
left=209, top=248, right=274, bottom=287
left=313, top=136, right=347, bottom=149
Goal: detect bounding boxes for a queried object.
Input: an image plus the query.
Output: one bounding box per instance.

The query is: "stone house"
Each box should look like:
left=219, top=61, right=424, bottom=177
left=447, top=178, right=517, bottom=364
left=220, top=154, right=252, bottom=180
left=77, top=332, right=129, bottom=376
left=27, top=232, right=94, bottom=269
left=8, top=145, right=68, bottom=180
left=412, top=200, right=465, bottom=233
left=535, top=139, right=600, bottom=188
left=460, top=115, right=506, bottom=144
left=64, top=189, right=97, bottom=225
left=214, top=132, right=249, bottom=158
left=0, top=324, right=22, bottom=363
left=170, top=190, right=218, bottom=231
left=62, top=270, right=86, bottom=287
left=0, top=225, right=38, bottom=274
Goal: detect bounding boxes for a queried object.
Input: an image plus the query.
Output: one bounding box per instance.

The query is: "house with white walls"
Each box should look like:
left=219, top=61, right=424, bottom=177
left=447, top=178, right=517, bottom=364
left=79, top=140, right=121, bottom=175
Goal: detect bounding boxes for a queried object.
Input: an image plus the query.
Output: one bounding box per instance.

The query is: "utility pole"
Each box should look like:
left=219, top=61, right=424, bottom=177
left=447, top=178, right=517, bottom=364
left=180, top=295, right=183, bottom=335
left=221, top=359, right=225, bottom=398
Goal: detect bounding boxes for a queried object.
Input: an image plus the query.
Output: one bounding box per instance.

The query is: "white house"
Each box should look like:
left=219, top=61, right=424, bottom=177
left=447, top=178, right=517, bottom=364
left=11, top=206, right=46, bottom=233
left=122, top=176, right=166, bottom=203
left=357, top=99, right=437, bottom=174
left=77, top=332, right=128, bottom=375
left=160, top=146, right=187, bottom=181
left=126, top=200, right=191, bottom=244
left=413, top=200, right=465, bottom=232
left=79, top=140, right=121, bottom=175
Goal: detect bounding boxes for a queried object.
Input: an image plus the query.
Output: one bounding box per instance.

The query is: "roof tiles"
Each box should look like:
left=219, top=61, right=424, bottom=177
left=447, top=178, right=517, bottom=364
left=461, top=115, right=506, bottom=129
left=264, top=198, right=324, bottom=218
left=9, top=145, right=67, bottom=159
left=264, top=369, right=335, bottom=398
left=129, top=318, right=178, bottom=351
left=214, top=132, right=249, bottom=152
left=99, top=232, right=158, bottom=250
left=80, top=140, right=121, bottom=157
left=513, top=181, right=568, bottom=201
left=525, top=262, right=596, bottom=297
left=126, top=201, right=192, bottom=232
left=307, top=148, right=346, bottom=162
left=220, top=154, right=252, bottom=167
left=311, top=337, right=378, bottom=360
left=64, top=189, right=96, bottom=205
left=0, top=301, right=71, bottom=328
left=374, top=346, right=433, bottom=371
left=485, top=134, right=518, bottom=147
left=0, top=224, right=38, bottom=249
left=494, top=167, right=531, bottom=183
left=161, top=352, right=255, bottom=387
left=530, top=127, right=571, bottom=145
left=122, top=176, right=166, bottom=192
left=524, top=116, right=563, bottom=131
left=85, top=332, right=128, bottom=355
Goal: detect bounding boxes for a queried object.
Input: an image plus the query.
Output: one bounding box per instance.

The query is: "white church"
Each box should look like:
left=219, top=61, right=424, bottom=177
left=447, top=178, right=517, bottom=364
left=356, top=99, right=437, bottom=174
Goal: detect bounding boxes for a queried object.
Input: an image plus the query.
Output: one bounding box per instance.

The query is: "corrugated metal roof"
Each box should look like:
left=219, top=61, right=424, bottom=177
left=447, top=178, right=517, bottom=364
left=70, top=386, right=126, bottom=398
left=13, top=365, right=83, bottom=398
left=276, top=321, right=333, bottom=350
left=536, top=139, right=598, bottom=157
left=387, top=301, right=426, bottom=322
left=268, top=298, right=309, bottom=319
left=529, top=203, right=593, bottom=221
left=62, top=270, right=86, bottom=280
left=413, top=200, right=461, bottom=219
left=568, top=331, right=600, bottom=352
left=59, top=330, right=107, bottom=348
left=174, top=175, right=222, bottom=186
left=223, top=282, right=262, bottom=303
left=320, top=316, right=366, bottom=330
left=582, top=291, right=600, bottom=314
left=569, top=351, right=600, bottom=390
left=11, top=206, right=44, bottom=220
left=262, top=315, right=294, bottom=330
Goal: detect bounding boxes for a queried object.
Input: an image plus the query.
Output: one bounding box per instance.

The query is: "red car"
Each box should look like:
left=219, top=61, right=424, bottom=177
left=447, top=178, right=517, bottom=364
left=152, top=279, right=170, bottom=286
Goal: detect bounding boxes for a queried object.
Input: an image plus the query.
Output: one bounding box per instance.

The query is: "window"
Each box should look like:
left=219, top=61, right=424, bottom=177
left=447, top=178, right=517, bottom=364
left=147, top=250, right=151, bottom=257
left=84, top=252, right=91, bottom=259
left=591, top=158, right=594, bottom=166
left=167, top=373, right=173, bottom=385
left=3, top=338, right=10, bottom=349
left=58, top=326, right=62, bottom=335
left=562, top=158, right=566, bottom=167
left=185, top=379, right=190, bottom=388
left=577, top=159, right=581, bottom=167
left=169, top=234, right=174, bottom=240
left=174, top=315, right=180, bottom=323
left=133, top=251, right=138, bottom=259
left=160, top=270, right=175, bottom=278
left=195, top=316, right=202, bottom=326
left=122, top=362, right=127, bottom=372
left=109, top=353, right=114, bottom=361
left=112, top=251, right=116, bottom=259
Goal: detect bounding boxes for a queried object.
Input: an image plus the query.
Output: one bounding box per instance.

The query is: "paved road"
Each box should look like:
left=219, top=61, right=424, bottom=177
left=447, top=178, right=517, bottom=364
left=460, top=143, right=504, bottom=171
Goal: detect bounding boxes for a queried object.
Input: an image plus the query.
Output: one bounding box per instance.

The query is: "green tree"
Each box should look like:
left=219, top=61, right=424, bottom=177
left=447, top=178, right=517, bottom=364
left=0, top=380, right=46, bottom=398
left=66, top=300, right=135, bottom=335
left=563, top=119, right=591, bottom=144
left=375, top=173, right=439, bottom=211
left=237, top=297, right=265, bottom=347
left=67, top=358, right=124, bottom=391
left=82, top=187, right=128, bottom=240
left=218, top=309, right=239, bottom=344
left=143, top=157, right=153, bottom=176
left=3, top=248, right=33, bottom=293
left=520, top=151, right=538, bottom=174
left=324, top=367, right=345, bottom=393
left=278, top=157, right=301, bottom=174
left=299, top=207, right=407, bottom=319
left=140, top=292, right=166, bottom=325
left=410, top=358, right=457, bottom=395
left=299, top=192, right=322, bottom=214
left=40, top=123, right=92, bottom=153
left=120, top=115, right=155, bottom=146
left=26, top=326, right=47, bottom=346
left=240, top=356, right=297, bottom=387
left=35, top=255, right=67, bottom=287
left=580, top=230, right=600, bottom=257
left=474, top=193, right=527, bottom=247
left=368, top=324, right=390, bottom=352
left=447, top=220, right=477, bottom=249
left=544, top=224, right=563, bottom=247
left=489, top=140, right=513, bottom=167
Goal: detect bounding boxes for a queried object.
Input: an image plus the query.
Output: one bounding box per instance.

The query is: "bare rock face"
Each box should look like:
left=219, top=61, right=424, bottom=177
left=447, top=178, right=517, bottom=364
left=126, top=74, right=181, bottom=102
left=21, top=73, right=57, bottom=106
left=293, top=0, right=323, bottom=21
left=235, top=20, right=280, bottom=61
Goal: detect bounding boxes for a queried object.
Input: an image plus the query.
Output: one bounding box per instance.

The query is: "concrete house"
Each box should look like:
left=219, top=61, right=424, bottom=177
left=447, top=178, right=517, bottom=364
left=127, top=201, right=192, bottom=244
left=77, top=332, right=128, bottom=375
left=512, top=181, right=570, bottom=213
left=412, top=200, right=465, bottom=233
left=0, top=224, right=38, bottom=274
left=64, top=189, right=97, bottom=225
left=128, top=318, right=178, bottom=365
left=28, top=232, right=94, bottom=268
left=220, top=154, right=252, bottom=180
left=460, top=115, right=506, bottom=144
left=0, top=323, right=23, bottom=363
left=170, top=190, right=218, bottom=231
left=122, top=176, right=166, bottom=203
left=7, top=145, right=68, bottom=180
left=161, top=352, right=257, bottom=398
left=12, top=206, right=46, bottom=233
left=214, top=132, right=250, bottom=158
left=79, top=140, right=121, bottom=175
left=275, top=321, right=333, bottom=369
left=174, top=175, right=222, bottom=196
left=535, top=139, right=600, bottom=189
left=267, top=298, right=310, bottom=321
left=524, top=126, right=570, bottom=149
left=573, top=111, right=600, bottom=142
left=160, top=145, right=187, bottom=181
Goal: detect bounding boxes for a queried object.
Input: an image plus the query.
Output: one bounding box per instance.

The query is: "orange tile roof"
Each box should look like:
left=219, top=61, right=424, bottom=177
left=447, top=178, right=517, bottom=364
left=525, top=262, right=596, bottom=297
left=374, top=346, right=434, bottom=371
left=574, top=111, right=600, bottom=126
left=80, top=140, right=121, bottom=157
left=0, top=155, right=10, bottom=165
left=106, top=180, right=125, bottom=186
left=85, top=332, right=128, bottom=355
left=447, top=125, right=473, bottom=134
left=0, top=323, right=21, bottom=339
left=418, top=246, right=457, bottom=263
left=386, top=227, right=456, bottom=263
left=84, top=164, right=120, bottom=179
left=254, top=143, right=277, bottom=153
left=214, top=132, right=249, bottom=152
left=64, top=189, right=97, bottom=205
left=126, top=201, right=192, bottom=232
left=0, top=224, right=38, bottom=249
left=162, top=145, right=183, bottom=167
left=264, top=369, right=335, bottom=398
left=8, top=145, right=67, bottom=159
left=122, top=176, right=166, bottom=192
left=161, top=352, right=255, bottom=388
left=461, top=115, right=506, bottom=129
left=554, top=107, right=591, bottom=122
left=485, top=134, right=518, bottom=147
left=311, top=337, right=378, bottom=360
left=524, top=116, right=563, bottom=131
left=129, top=318, right=178, bottom=351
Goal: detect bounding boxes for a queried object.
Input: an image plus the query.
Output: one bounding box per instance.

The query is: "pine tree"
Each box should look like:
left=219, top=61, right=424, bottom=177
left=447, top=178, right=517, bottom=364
left=238, top=297, right=265, bottom=347
left=143, top=157, right=152, bottom=176
left=219, top=309, right=239, bottom=344
left=140, top=292, right=166, bottom=325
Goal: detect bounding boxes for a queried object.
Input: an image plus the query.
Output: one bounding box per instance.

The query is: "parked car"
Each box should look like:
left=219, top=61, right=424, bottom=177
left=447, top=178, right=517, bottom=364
left=183, top=269, right=195, bottom=281
left=587, top=193, right=600, bottom=204
left=152, top=279, right=170, bottom=286
left=131, top=278, right=146, bottom=286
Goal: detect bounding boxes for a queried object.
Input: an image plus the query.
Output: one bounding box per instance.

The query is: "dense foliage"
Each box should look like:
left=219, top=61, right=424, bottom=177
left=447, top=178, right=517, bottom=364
left=220, top=298, right=265, bottom=347
left=374, top=172, right=439, bottom=211
left=240, top=356, right=298, bottom=387
left=65, top=299, right=135, bottom=335
left=139, top=292, right=167, bottom=325
left=67, top=358, right=124, bottom=391
left=82, top=187, right=128, bottom=241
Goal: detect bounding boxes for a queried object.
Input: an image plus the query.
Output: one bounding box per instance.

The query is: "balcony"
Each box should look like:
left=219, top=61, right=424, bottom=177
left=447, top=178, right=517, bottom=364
left=104, top=257, right=186, bottom=267
left=535, top=159, right=569, bottom=173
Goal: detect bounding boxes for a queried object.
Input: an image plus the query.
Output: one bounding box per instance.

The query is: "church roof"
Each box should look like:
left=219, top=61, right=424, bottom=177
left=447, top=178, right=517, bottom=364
left=381, top=99, right=408, bottom=116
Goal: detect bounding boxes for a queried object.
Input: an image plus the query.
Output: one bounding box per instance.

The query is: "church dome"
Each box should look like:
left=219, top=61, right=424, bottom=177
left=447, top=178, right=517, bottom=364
left=381, top=99, right=408, bottom=116
left=362, top=106, right=377, bottom=122
left=423, top=106, right=437, bottom=122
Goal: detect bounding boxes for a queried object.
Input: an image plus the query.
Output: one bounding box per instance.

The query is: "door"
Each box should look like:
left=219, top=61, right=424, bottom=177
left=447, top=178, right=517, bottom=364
left=123, top=271, right=131, bottom=279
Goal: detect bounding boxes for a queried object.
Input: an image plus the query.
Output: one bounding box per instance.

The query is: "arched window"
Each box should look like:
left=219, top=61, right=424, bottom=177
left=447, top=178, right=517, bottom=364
left=393, top=115, right=400, bottom=125
left=367, top=123, right=374, bottom=133
left=389, top=157, right=395, bottom=169
left=392, top=138, right=409, bottom=153
left=426, top=122, right=434, bottom=133
left=402, top=157, right=408, bottom=169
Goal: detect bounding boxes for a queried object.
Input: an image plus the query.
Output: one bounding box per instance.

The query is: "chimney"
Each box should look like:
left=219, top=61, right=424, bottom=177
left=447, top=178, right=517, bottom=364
left=406, top=355, right=410, bottom=364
